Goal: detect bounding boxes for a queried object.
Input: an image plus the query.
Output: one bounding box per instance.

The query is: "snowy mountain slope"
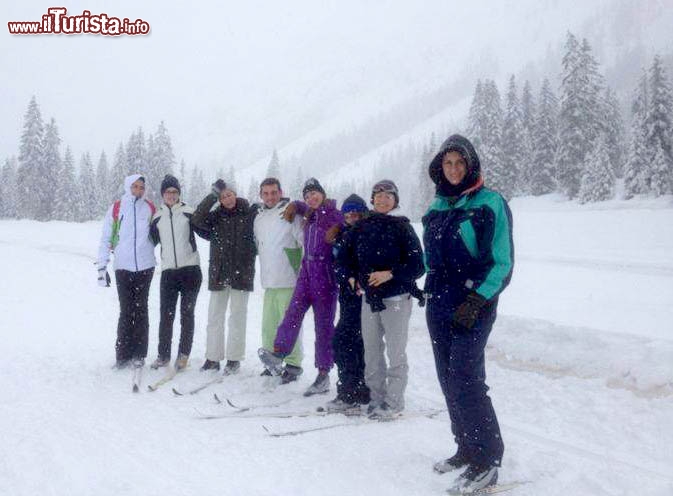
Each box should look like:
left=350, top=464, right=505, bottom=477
left=235, top=0, right=673, bottom=196
left=1, top=197, right=672, bottom=496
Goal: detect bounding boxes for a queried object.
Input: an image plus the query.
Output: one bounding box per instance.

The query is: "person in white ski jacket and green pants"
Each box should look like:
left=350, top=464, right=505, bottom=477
left=97, top=174, right=156, bottom=368
left=253, top=178, right=304, bottom=381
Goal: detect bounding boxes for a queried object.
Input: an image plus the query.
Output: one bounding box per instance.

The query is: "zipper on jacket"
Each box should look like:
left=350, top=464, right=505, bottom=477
left=133, top=197, right=138, bottom=271
left=306, top=222, right=313, bottom=258
left=169, top=206, right=179, bottom=269
left=311, top=220, right=318, bottom=257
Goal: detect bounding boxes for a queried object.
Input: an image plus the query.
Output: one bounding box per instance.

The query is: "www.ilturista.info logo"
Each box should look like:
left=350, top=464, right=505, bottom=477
left=8, top=7, right=150, bottom=36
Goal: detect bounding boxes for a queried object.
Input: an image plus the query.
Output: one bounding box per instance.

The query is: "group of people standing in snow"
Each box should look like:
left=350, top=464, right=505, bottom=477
left=96, top=134, right=514, bottom=494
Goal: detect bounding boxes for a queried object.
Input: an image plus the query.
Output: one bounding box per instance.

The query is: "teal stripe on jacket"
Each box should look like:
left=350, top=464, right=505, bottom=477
left=423, top=187, right=514, bottom=300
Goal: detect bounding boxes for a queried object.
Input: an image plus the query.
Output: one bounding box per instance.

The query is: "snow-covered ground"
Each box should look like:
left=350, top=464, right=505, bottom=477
left=1, top=195, right=672, bottom=496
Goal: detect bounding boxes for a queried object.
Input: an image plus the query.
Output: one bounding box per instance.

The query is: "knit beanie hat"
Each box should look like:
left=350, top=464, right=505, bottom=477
left=302, top=177, right=326, bottom=198
left=341, top=194, right=368, bottom=214
left=370, top=179, right=399, bottom=207
left=161, top=174, right=181, bottom=195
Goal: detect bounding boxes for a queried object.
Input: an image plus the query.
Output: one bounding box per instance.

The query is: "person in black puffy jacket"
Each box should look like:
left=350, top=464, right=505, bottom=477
left=338, top=180, right=424, bottom=419
left=191, top=180, right=258, bottom=375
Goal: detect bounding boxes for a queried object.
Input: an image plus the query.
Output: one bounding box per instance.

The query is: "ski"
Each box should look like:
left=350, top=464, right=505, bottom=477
left=447, top=481, right=530, bottom=495
left=194, top=407, right=328, bottom=419
left=262, top=409, right=442, bottom=436
left=214, top=395, right=293, bottom=411
left=147, top=367, right=177, bottom=392
left=172, top=376, right=223, bottom=396
left=264, top=421, right=357, bottom=437
left=131, top=365, right=143, bottom=393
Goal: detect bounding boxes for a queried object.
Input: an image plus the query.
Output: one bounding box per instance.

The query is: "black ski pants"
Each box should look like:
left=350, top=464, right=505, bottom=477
left=333, top=289, right=370, bottom=404
left=426, top=297, right=504, bottom=468
left=157, top=265, right=202, bottom=360
left=115, top=268, right=154, bottom=362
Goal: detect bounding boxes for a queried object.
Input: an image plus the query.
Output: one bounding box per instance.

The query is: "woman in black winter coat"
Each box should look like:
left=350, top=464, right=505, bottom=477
left=191, top=180, right=258, bottom=374
left=338, top=180, right=424, bottom=419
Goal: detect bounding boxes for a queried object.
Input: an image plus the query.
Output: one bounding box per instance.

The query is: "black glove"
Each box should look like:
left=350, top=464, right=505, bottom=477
left=452, top=292, right=487, bottom=329
left=211, top=179, right=227, bottom=196
left=409, top=284, right=426, bottom=308
left=366, top=291, right=386, bottom=313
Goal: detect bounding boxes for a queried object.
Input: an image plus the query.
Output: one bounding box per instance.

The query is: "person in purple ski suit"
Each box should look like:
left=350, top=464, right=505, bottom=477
left=258, top=178, right=343, bottom=397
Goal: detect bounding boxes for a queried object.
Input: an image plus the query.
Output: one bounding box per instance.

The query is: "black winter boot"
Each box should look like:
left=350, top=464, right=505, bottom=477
left=201, top=359, right=220, bottom=371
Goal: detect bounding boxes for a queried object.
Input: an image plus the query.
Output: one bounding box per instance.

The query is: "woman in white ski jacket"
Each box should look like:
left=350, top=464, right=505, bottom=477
left=149, top=175, right=204, bottom=371
left=97, top=174, right=156, bottom=368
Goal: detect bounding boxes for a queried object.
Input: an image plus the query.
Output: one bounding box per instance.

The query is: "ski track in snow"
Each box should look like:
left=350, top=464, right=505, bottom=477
left=1, top=201, right=672, bottom=496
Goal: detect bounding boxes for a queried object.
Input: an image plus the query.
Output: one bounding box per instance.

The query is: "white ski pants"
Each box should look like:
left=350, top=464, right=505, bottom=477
left=205, top=287, right=249, bottom=362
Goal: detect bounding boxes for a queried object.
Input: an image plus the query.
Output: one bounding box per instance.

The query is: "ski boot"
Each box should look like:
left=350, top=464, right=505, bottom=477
left=222, top=360, right=241, bottom=376
left=447, top=464, right=498, bottom=495
left=303, top=371, right=329, bottom=397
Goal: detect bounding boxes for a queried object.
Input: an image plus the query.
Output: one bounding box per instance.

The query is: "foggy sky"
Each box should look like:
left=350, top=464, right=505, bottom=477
left=2, top=0, right=671, bottom=176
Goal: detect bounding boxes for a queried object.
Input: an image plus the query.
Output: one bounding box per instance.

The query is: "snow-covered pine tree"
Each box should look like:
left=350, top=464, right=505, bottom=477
left=188, top=165, right=200, bottom=203
left=623, top=129, right=649, bottom=199
left=579, top=133, right=614, bottom=203
left=266, top=149, right=281, bottom=182
left=413, top=135, right=437, bottom=220
left=502, top=75, right=526, bottom=195
left=147, top=121, right=177, bottom=203
left=227, top=165, right=237, bottom=193
left=77, top=153, right=98, bottom=221
left=0, top=157, right=19, bottom=218
left=521, top=81, right=536, bottom=136
left=520, top=80, right=537, bottom=195
left=188, top=165, right=207, bottom=203
left=623, top=71, right=650, bottom=198
left=155, top=122, right=175, bottom=177
left=644, top=55, right=673, bottom=194
left=95, top=151, right=109, bottom=215
left=247, top=177, right=259, bottom=204
left=480, top=80, right=511, bottom=198
left=556, top=32, right=587, bottom=199
left=41, top=118, right=62, bottom=221
left=126, top=128, right=147, bottom=176
left=109, top=142, right=127, bottom=199
left=650, top=146, right=671, bottom=196
left=531, top=79, right=558, bottom=195
left=579, top=38, right=605, bottom=147
left=146, top=134, right=159, bottom=204
left=17, top=96, right=45, bottom=219
left=602, top=87, right=626, bottom=179
left=344, top=179, right=361, bottom=204
left=290, top=166, right=304, bottom=200
left=467, top=80, right=486, bottom=152
left=53, top=147, right=78, bottom=221
left=179, top=159, right=187, bottom=200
